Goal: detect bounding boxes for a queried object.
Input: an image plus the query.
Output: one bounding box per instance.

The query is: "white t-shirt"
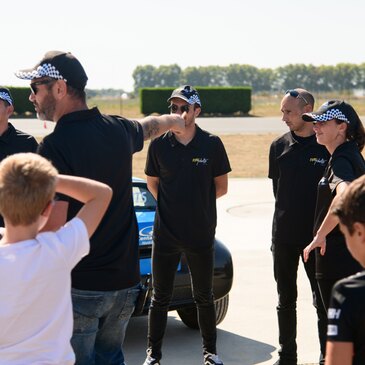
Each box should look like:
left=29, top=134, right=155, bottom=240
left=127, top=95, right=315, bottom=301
left=0, top=217, right=89, bottom=365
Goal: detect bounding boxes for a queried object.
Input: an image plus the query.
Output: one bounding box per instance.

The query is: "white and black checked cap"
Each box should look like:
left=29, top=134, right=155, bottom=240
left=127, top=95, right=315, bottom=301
left=168, top=85, right=202, bottom=107
left=302, top=99, right=360, bottom=127
left=15, top=51, right=88, bottom=90
left=0, top=88, right=13, bottom=106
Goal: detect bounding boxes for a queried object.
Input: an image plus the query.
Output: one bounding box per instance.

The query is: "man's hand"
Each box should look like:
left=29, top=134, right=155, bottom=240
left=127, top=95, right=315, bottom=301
left=303, top=234, right=326, bottom=262
left=169, top=112, right=186, bottom=135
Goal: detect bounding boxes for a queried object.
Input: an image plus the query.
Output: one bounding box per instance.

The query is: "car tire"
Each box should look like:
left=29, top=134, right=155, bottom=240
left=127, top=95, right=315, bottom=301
left=177, top=294, right=229, bottom=329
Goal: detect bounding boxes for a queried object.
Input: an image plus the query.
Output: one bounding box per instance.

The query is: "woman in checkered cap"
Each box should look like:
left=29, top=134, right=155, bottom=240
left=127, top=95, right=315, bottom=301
left=302, top=100, right=365, bottom=315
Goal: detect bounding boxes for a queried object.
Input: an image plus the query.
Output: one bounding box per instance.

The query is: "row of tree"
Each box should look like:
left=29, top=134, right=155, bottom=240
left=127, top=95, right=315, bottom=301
left=132, top=63, right=365, bottom=94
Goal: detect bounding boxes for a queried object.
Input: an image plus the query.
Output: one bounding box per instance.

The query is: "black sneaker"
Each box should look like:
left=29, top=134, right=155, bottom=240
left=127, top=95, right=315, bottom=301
left=272, top=360, right=297, bottom=365
left=142, top=355, right=160, bottom=365
left=204, top=352, right=224, bottom=365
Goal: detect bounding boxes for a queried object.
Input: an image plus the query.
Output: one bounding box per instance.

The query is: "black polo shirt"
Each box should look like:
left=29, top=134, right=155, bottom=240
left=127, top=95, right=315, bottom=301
left=38, top=107, right=144, bottom=291
left=0, top=123, right=38, bottom=161
left=0, top=123, right=38, bottom=227
left=327, top=271, right=365, bottom=365
left=269, top=132, right=329, bottom=247
left=145, top=126, right=231, bottom=247
left=314, top=141, right=365, bottom=280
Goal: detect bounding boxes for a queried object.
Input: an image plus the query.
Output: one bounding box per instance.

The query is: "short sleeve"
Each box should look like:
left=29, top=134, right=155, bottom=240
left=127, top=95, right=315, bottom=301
left=39, top=218, right=90, bottom=270
left=268, top=142, right=278, bottom=179
left=145, top=139, right=160, bottom=177
left=119, top=118, right=144, bottom=154
left=331, top=157, right=356, bottom=186
left=327, top=281, right=355, bottom=342
left=212, top=137, right=231, bottom=177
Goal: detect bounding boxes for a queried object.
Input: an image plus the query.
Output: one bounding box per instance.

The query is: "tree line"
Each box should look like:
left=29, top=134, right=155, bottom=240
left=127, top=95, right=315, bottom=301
left=132, top=63, right=365, bottom=94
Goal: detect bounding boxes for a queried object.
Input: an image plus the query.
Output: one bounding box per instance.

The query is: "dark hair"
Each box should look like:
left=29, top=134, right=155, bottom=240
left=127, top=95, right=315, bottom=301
left=332, top=175, right=365, bottom=234
left=0, top=99, right=11, bottom=107
left=66, top=85, right=86, bottom=101
left=335, top=115, right=365, bottom=152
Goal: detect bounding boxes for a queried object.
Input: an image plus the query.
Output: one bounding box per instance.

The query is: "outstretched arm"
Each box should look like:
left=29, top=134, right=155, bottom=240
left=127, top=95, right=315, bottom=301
left=303, top=181, right=348, bottom=262
left=140, top=114, right=185, bottom=141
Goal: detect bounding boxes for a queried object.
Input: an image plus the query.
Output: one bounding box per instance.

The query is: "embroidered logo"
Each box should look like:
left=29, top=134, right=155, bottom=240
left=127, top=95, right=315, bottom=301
left=192, top=157, right=209, bottom=166
left=309, top=157, right=327, bottom=166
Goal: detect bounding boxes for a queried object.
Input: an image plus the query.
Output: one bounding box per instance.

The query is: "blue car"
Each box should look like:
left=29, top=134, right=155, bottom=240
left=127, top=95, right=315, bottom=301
left=132, top=177, right=233, bottom=329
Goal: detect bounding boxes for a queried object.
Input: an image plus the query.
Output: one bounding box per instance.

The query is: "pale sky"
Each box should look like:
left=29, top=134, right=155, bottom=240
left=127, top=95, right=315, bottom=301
left=3, top=0, right=365, bottom=91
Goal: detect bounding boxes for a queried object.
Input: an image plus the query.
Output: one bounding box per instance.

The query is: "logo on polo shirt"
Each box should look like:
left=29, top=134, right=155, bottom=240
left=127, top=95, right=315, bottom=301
left=192, top=157, right=209, bottom=166
left=309, top=157, right=327, bottom=166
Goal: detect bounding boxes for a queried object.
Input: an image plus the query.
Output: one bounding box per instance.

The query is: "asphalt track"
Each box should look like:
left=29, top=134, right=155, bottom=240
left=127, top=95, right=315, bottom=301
left=10, top=116, right=288, bottom=137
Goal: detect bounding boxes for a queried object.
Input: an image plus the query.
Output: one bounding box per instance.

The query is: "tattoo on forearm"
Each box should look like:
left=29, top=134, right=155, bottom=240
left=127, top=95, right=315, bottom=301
left=142, top=118, right=161, bottom=140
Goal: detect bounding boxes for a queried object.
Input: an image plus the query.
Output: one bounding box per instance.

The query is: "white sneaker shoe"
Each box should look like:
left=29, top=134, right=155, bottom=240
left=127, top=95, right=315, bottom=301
left=142, top=355, right=160, bottom=365
left=204, top=352, right=224, bottom=365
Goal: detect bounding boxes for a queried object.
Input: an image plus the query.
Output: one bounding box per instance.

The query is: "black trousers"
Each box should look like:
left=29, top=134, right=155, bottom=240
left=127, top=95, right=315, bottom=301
left=147, top=241, right=216, bottom=360
left=272, top=243, right=327, bottom=364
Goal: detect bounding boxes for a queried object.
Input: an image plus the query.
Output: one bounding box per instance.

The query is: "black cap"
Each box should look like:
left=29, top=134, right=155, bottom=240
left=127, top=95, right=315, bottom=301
left=0, top=88, right=13, bottom=105
left=167, top=85, right=202, bottom=107
left=302, top=99, right=360, bottom=127
left=15, top=50, right=88, bottom=90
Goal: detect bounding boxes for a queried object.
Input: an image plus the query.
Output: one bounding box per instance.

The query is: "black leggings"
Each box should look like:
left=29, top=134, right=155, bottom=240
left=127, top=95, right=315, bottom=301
left=317, top=278, right=340, bottom=312
left=147, top=241, right=216, bottom=360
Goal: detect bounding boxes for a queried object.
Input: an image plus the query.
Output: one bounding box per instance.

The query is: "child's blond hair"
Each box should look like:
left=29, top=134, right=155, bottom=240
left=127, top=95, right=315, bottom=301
left=0, top=153, right=58, bottom=226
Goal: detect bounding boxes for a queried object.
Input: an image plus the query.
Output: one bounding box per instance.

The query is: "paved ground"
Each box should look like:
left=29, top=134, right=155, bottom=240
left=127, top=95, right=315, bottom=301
left=9, top=116, right=288, bottom=138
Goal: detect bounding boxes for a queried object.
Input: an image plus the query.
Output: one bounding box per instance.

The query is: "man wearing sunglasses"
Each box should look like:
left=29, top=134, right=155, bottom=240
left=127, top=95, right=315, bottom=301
left=269, top=88, right=329, bottom=365
left=143, top=86, right=231, bottom=365
left=15, top=50, right=186, bottom=365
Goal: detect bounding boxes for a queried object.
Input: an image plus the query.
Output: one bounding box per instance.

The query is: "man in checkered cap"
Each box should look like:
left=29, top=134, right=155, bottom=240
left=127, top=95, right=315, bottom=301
left=143, top=85, right=231, bottom=365
left=15, top=50, right=186, bottom=365
left=0, top=87, right=38, bottom=225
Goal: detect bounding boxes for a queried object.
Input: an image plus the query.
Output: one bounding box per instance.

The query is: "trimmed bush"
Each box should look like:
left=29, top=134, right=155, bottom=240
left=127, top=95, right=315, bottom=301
left=5, top=87, right=34, bottom=115
left=140, top=87, right=251, bottom=116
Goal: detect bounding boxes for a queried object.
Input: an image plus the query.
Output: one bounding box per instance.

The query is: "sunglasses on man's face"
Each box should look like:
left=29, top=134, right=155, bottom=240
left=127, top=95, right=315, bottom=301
left=30, top=79, right=56, bottom=95
left=169, top=104, right=190, bottom=114
left=285, top=89, right=309, bottom=105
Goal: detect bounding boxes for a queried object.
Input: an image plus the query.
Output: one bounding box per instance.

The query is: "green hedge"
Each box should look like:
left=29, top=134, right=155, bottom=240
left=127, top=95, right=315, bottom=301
left=140, top=87, right=251, bottom=116
left=5, top=87, right=34, bottom=115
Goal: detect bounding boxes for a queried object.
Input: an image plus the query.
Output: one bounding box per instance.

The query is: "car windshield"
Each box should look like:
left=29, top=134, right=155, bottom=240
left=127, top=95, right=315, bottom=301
left=133, top=185, right=156, bottom=210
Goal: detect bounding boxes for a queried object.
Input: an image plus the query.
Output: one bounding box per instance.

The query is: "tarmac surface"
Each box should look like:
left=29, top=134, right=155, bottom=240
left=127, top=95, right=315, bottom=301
left=9, top=116, right=289, bottom=138
left=10, top=117, right=321, bottom=365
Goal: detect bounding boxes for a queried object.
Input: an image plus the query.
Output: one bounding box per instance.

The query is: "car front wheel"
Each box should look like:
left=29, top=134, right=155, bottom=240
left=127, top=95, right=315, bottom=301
left=177, top=294, right=229, bottom=329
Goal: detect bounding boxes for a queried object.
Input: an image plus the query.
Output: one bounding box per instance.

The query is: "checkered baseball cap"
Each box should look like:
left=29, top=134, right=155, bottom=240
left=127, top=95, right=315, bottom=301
left=302, top=100, right=360, bottom=126
left=0, top=88, right=13, bottom=106
left=15, top=51, right=88, bottom=90
left=167, top=85, right=202, bottom=107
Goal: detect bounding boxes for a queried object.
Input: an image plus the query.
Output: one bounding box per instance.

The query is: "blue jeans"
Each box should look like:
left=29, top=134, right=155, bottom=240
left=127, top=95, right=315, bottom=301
left=71, top=283, right=140, bottom=365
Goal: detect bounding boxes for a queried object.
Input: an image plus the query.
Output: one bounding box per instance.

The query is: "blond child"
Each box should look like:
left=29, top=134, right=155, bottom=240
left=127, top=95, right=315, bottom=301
left=0, top=153, right=112, bottom=364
